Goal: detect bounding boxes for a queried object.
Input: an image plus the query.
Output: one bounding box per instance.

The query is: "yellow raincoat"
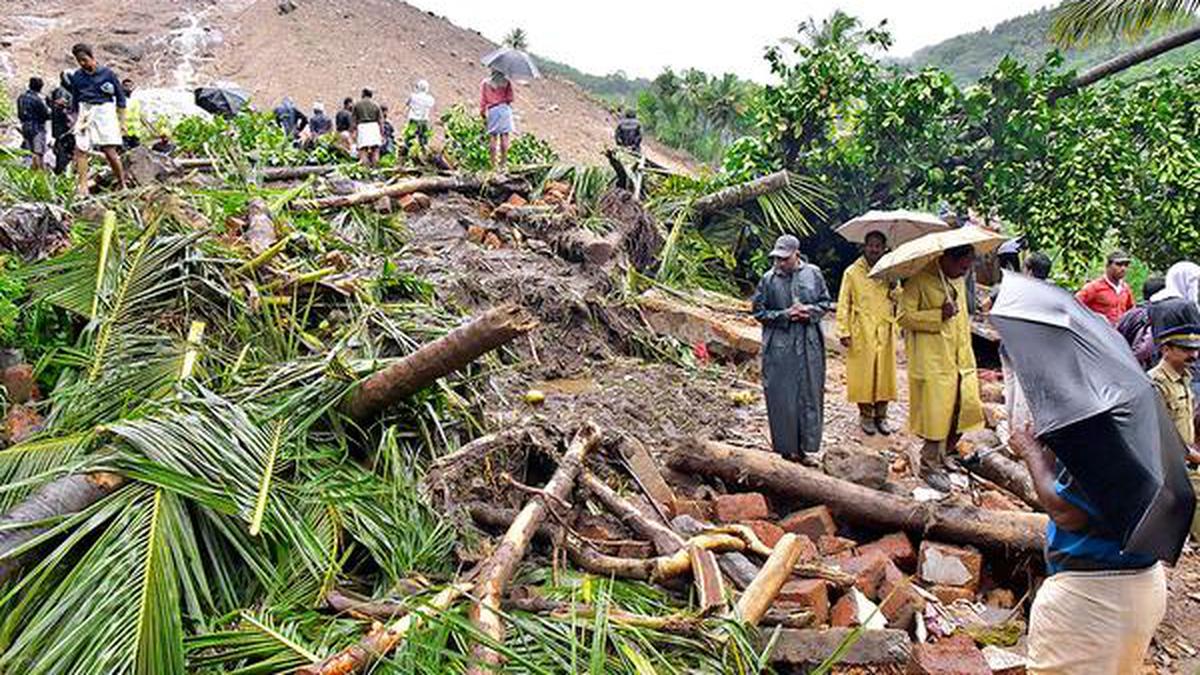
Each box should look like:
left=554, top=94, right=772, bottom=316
left=836, top=257, right=898, bottom=403
left=899, top=260, right=983, bottom=440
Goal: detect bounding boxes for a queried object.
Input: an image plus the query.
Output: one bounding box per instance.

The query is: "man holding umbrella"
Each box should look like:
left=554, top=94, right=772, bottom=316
left=752, top=234, right=833, bottom=465
left=899, top=245, right=984, bottom=491
left=836, top=230, right=898, bottom=435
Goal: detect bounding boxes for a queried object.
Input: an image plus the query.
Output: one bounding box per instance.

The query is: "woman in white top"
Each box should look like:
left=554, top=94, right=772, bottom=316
left=403, top=80, right=435, bottom=159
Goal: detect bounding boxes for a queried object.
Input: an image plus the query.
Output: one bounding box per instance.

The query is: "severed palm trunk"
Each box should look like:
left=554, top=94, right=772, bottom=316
left=343, top=304, right=537, bottom=421
left=691, top=171, right=789, bottom=217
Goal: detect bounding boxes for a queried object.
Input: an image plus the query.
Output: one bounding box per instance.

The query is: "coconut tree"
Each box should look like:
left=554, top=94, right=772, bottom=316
left=1052, top=0, right=1200, bottom=44
left=502, top=27, right=529, bottom=51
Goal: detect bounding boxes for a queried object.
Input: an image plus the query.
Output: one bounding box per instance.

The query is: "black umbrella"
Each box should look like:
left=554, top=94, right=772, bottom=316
left=193, top=87, right=249, bottom=118
left=991, top=271, right=1195, bottom=563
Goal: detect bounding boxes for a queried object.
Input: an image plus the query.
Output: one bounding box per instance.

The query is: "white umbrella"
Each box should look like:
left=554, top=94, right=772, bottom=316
left=836, top=209, right=951, bottom=247
left=868, top=225, right=1008, bottom=281
left=481, top=47, right=540, bottom=83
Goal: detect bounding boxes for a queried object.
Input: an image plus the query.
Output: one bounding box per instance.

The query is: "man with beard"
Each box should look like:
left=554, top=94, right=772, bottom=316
left=836, top=230, right=898, bottom=435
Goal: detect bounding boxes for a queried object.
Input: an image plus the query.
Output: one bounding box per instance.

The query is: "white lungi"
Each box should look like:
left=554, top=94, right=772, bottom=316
left=356, top=121, right=382, bottom=149
left=75, top=101, right=122, bottom=152
left=1028, top=563, right=1166, bottom=674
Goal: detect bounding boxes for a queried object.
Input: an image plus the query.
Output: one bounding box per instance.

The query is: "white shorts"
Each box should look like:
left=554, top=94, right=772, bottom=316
left=75, top=101, right=122, bottom=152
left=356, top=121, right=382, bottom=149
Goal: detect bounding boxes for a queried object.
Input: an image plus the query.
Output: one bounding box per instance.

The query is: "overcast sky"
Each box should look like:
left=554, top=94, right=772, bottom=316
left=408, top=1, right=1056, bottom=80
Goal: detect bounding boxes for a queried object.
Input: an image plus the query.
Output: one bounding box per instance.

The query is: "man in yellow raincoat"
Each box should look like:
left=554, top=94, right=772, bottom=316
left=899, top=244, right=984, bottom=491
left=836, top=231, right=898, bottom=435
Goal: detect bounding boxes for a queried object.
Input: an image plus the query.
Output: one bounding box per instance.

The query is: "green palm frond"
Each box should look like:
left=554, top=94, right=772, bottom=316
left=0, top=432, right=94, bottom=512
left=0, top=486, right=187, bottom=675
left=1052, top=0, right=1200, bottom=45
left=186, top=610, right=321, bottom=675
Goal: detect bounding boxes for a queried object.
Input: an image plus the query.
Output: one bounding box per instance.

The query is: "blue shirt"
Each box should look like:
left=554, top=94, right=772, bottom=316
left=65, top=66, right=126, bottom=110
left=1045, top=465, right=1157, bottom=574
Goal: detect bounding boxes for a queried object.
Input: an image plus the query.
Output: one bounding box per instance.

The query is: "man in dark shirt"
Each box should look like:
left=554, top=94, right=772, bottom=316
left=309, top=102, right=332, bottom=136
left=48, top=87, right=75, bottom=175
left=63, top=43, right=127, bottom=194
left=351, top=89, right=383, bottom=167
left=17, top=77, right=51, bottom=171
left=614, top=109, right=642, bottom=154
left=335, top=97, right=353, bottom=133
left=380, top=105, right=396, bottom=157
left=272, top=97, right=308, bottom=140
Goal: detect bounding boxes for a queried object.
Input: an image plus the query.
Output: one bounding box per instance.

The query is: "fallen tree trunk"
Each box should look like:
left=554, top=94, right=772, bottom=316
left=669, top=440, right=1047, bottom=551
left=734, top=533, right=806, bottom=627
left=496, top=206, right=624, bottom=267
left=344, top=304, right=537, bottom=421
left=261, top=165, right=338, bottom=182
left=468, top=423, right=601, bottom=675
left=1059, top=24, right=1200, bottom=99
left=0, top=472, right=124, bottom=585
left=297, top=583, right=468, bottom=675
left=293, top=174, right=529, bottom=211
left=692, top=171, right=789, bottom=217
left=961, top=448, right=1041, bottom=510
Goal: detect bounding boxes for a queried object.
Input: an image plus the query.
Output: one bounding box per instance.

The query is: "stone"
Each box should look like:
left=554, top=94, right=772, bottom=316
left=671, top=499, right=713, bottom=521
left=906, top=634, right=990, bottom=675
left=1, top=364, right=38, bottom=404
left=859, top=532, right=917, bottom=572
left=777, top=578, right=829, bottom=624
left=3, top=404, right=44, bottom=444
left=714, top=492, right=769, bottom=523
left=744, top=520, right=785, bottom=548
left=834, top=551, right=891, bottom=600
left=981, top=645, right=1027, bottom=675
left=822, top=444, right=890, bottom=489
left=399, top=192, right=431, bottom=213
left=918, top=542, right=983, bottom=591
left=0, top=349, right=24, bottom=370
left=984, top=588, right=1016, bottom=610
left=879, top=578, right=925, bottom=630
left=817, top=534, right=856, bottom=556
left=124, top=146, right=177, bottom=186
left=780, top=505, right=836, bottom=540
left=930, top=585, right=976, bottom=604
left=763, top=628, right=911, bottom=667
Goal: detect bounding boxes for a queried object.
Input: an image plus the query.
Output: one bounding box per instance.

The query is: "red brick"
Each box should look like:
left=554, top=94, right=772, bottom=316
left=743, top=520, right=785, bottom=548
left=930, top=585, right=976, bottom=604
left=831, top=591, right=866, bottom=627
left=906, top=634, right=990, bottom=675
left=671, top=499, right=713, bottom=522
left=835, top=551, right=890, bottom=600
left=880, top=559, right=906, bottom=597
left=505, top=193, right=529, bottom=208
left=776, top=578, right=830, bottom=624
left=918, top=541, right=983, bottom=592
left=880, top=578, right=925, bottom=630
left=858, top=532, right=917, bottom=572
left=714, top=492, right=769, bottom=523
left=779, top=505, right=836, bottom=540
left=1, top=364, right=38, bottom=404
left=795, top=535, right=819, bottom=563
left=817, top=534, right=856, bottom=556
left=399, top=192, right=431, bottom=213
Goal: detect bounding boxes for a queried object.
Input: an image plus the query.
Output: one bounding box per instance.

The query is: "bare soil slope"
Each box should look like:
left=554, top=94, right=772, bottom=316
left=0, top=0, right=692, bottom=168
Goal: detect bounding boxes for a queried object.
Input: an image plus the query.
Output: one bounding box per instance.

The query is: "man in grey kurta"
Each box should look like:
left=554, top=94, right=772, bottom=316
left=752, top=235, right=833, bottom=463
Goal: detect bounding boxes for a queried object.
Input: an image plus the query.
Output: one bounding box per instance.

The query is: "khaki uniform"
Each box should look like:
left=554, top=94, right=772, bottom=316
left=1149, top=361, right=1200, bottom=539
left=898, top=261, right=983, bottom=441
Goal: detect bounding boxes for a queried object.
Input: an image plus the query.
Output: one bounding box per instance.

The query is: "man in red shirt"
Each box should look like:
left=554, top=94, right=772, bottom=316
left=1076, top=250, right=1135, bottom=325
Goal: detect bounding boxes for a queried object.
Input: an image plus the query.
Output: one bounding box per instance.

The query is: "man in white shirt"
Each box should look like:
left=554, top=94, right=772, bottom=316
left=402, top=80, right=435, bottom=159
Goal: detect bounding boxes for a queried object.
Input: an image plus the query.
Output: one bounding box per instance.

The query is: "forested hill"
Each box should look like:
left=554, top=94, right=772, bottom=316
left=899, top=6, right=1200, bottom=84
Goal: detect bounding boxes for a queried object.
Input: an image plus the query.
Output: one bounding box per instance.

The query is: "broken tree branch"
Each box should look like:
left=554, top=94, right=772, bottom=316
left=960, top=448, right=1041, bottom=510
left=297, top=583, right=469, bottom=675
left=670, top=439, right=1047, bottom=551
left=734, top=533, right=805, bottom=627
left=691, top=171, right=789, bottom=218
left=344, top=304, right=537, bottom=421
left=467, top=423, right=601, bottom=675
left=292, top=174, right=530, bottom=211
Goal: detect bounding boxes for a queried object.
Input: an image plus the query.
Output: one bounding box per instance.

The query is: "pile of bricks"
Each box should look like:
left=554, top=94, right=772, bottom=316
left=1, top=357, right=43, bottom=446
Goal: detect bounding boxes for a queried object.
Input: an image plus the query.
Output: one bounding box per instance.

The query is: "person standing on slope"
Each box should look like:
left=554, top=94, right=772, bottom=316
left=836, top=230, right=898, bottom=435
left=352, top=88, right=383, bottom=168
left=403, top=79, right=435, bottom=160
left=480, top=69, right=514, bottom=170
left=63, top=43, right=128, bottom=195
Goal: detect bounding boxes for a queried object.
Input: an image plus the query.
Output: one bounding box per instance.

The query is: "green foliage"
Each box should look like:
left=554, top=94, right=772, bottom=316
left=0, top=258, right=21, bottom=345
left=902, top=5, right=1200, bottom=85
left=440, top=104, right=558, bottom=171
left=503, top=27, right=529, bottom=51
left=1052, top=0, right=1200, bottom=46
left=637, top=69, right=757, bottom=162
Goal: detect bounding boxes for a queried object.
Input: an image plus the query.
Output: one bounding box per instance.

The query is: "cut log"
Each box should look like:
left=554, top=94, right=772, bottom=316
left=960, top=448, right=1041, bottom=510
left=669, top=440, right=1047, bottom=551
left=0, top=472, right=124, bottom=585
left=344, top=304, right=537, bottom=421
left=673, top=515, right=760, bottom=590
left=580, top=471, right=680, bottom=555
left=551, top=228, right=621, bottom=267
left=617, top=436, right=676, bottom=521
left=468, top=423, right=600, bottom=675
left=293, top=174, right=529, bottom=211
left=638, top=288, right=762, bottom=362
left=297, top=583, right=468, bottom=675
left=734, top=533, right=806, bottom=626
left=691, top=170, right=789, bottom=217
left=690, top=544, right=726, bottom=613
left=1058, top=25, right=1200, bottom=99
